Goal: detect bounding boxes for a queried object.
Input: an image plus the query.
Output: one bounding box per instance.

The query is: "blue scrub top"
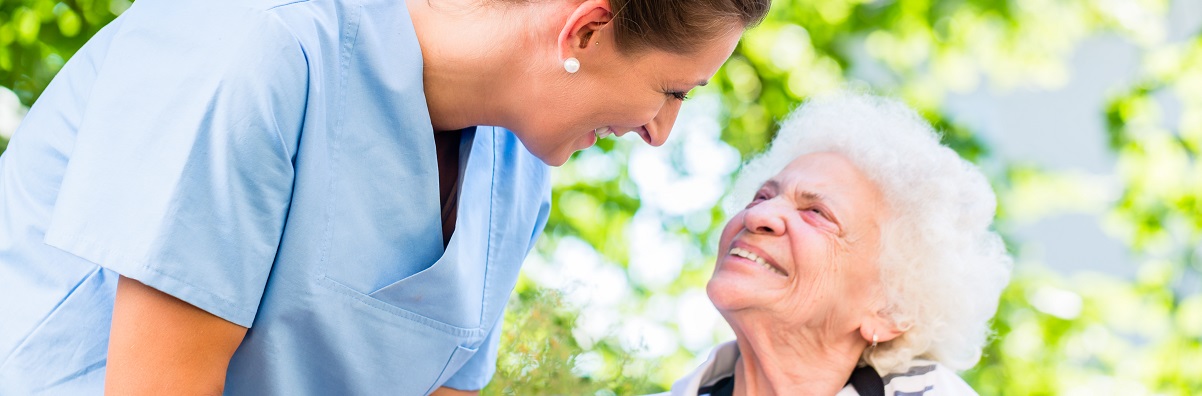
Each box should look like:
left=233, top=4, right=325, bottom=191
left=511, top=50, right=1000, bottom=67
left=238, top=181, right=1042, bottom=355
left=0, top=0, right=552, bottom=393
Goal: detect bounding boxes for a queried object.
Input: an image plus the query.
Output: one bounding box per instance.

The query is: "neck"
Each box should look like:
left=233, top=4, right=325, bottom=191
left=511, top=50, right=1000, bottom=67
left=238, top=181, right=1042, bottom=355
left=728, top=318, right=866, bottom=396
left=406, top=0, right=558, bottom=132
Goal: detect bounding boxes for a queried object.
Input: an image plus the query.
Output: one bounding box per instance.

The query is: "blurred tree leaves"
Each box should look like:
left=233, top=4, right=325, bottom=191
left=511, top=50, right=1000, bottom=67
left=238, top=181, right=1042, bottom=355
left=0, top=0, right=126, bottom=107
left=1103, top=35, right=1202, bottom=255
left=0, top=0, right=124, bottom=154
left=485, top=281, right=660, bottom=396
left=511, top=0, right=1201, bottom=394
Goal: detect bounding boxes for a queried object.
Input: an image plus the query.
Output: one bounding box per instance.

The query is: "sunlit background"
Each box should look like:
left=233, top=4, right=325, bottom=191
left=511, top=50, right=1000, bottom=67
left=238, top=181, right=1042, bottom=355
left=1, top=0, right=1200, bottom=394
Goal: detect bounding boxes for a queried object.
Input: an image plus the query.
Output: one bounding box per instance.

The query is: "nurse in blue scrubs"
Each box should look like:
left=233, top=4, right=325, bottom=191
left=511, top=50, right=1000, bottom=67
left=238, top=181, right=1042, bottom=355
left=0, top=0, right=769, bottom=394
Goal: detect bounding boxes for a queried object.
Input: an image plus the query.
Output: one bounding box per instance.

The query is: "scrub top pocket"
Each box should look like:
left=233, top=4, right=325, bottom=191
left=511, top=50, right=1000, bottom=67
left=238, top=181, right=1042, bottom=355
left=367, top=234, right=488, bottom=330
left=428, top=345, right=480, bottom=394
left=320, top=128, right=493, bottom=331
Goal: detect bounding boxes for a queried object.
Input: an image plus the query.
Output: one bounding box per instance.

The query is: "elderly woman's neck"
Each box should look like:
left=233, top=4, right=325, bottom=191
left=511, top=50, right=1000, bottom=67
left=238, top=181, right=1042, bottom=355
left=729, top=324, right=866, bottom=396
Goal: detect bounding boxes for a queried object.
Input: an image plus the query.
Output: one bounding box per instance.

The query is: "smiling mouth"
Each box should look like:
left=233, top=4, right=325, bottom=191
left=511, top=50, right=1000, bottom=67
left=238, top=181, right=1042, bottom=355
left=595, top=126, right=653, bottom=145
left=729, top=247, right=787, bottom=277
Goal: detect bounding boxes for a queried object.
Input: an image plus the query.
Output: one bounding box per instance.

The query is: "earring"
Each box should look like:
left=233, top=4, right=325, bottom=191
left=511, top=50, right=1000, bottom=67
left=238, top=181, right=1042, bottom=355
left=871, top=333, right=879, bottom=348
left=563, top=57, right=580, bottom=73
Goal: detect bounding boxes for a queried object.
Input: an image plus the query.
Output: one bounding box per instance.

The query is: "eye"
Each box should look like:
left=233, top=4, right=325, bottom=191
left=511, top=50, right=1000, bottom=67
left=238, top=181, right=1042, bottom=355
left=802, top=207, right=831, bottom=221
left=667, top=91, right=690, bottom=101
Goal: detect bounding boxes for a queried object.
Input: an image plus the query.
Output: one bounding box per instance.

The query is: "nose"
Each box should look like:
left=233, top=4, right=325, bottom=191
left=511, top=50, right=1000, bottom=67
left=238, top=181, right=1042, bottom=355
left=644, top=98, right=683, bottom=147
left=742, top=199, right=786, bottom=236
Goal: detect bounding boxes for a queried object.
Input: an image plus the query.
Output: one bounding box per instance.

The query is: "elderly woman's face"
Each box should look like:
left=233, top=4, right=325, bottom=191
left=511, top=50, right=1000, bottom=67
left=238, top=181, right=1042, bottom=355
left=708, top=152, right=889, bottom=329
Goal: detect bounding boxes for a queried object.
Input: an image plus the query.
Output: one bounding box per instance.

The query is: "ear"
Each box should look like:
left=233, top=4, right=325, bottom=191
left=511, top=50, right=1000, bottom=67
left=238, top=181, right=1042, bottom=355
left=556, top=0, right=613, bottom=61
left=859, top=309, right=904, bottom=345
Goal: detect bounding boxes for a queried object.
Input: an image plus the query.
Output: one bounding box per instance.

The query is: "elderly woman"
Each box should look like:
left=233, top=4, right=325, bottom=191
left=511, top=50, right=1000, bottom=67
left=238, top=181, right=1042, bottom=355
left=666, top=93, right=1012, bottom=395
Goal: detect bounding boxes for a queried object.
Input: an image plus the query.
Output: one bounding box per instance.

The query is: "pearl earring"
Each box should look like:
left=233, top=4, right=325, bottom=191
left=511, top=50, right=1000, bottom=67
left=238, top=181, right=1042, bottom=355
left=563, top=57, right=580, bottom=73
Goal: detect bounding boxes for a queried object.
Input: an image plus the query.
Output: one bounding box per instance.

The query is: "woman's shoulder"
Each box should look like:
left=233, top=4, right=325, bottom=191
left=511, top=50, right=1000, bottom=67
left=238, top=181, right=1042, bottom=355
left=879, top=360, right=979, bottom=396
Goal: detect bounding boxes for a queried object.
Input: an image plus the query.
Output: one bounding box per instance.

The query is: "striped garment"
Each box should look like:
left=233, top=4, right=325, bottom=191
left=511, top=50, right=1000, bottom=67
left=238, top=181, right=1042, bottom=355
left=656, top=341, right=979, bottom=396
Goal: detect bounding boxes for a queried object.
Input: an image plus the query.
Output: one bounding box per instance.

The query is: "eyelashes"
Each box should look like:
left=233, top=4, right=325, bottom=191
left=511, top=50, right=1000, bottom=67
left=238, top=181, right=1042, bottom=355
left=747, top=191, right=832, bottom=222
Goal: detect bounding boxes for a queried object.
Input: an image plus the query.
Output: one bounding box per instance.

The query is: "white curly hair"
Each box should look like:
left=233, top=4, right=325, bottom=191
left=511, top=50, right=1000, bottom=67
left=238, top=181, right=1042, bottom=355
left=725, top=92, right=1013, bottom=372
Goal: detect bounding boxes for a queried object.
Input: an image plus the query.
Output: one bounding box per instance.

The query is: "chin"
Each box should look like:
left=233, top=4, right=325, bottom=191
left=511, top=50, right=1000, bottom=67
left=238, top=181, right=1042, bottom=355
left=506, top=127, right=574, bottom=167
left=536, top=150, right=572, bottom=167
left=518, top=141, right=570, bottom=166
left=706, top=276, right=753, bottom=312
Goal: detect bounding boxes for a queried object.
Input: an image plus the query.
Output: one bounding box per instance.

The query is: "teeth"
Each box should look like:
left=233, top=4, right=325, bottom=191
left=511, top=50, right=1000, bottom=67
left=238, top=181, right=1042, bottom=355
left=729, top=247, right=785, bottom=276
left=595, top=127, right=613, bottom=139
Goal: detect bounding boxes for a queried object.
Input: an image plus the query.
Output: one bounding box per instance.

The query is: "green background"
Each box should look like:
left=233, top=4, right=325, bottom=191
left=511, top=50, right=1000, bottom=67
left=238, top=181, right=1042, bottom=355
left=1, top=0, right=1199, bottom=394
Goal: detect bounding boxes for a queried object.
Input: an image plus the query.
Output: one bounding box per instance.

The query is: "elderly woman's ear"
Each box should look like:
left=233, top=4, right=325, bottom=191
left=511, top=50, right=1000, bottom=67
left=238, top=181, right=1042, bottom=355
left=858, top=311, right=904, bottom=345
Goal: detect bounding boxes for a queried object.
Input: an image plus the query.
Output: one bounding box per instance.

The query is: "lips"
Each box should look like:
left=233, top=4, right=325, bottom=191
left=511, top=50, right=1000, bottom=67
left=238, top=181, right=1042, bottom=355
left=728, top=242, right=788, bottom=277
left=595, top=126, right=653, bottom=145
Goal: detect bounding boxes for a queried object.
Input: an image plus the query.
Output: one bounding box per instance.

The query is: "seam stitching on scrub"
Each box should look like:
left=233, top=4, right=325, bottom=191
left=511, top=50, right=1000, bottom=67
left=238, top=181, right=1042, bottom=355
left=316, top=275, right=484, bottom=338
left=128, top=255, right=259, bottom=326
left=265, top=0, right=311, bottom=11
left=262, top=11, right=306, bottom=161
left=317, top=0, right=362, bottom=269
left=43, top=232, right=259, bottom=326
left=479, top=126, right=500, bottom=330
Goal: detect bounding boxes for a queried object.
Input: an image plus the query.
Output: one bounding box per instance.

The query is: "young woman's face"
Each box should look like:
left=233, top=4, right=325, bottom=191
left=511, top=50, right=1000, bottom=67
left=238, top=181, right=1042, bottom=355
left=513, top=25, right=745, bottom=166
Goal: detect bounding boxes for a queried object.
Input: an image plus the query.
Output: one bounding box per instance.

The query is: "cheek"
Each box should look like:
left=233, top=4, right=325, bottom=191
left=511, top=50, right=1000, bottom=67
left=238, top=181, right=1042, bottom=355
left=789, top=216, right=848, bottom=261
left=600, top=85, right=662, bottom=124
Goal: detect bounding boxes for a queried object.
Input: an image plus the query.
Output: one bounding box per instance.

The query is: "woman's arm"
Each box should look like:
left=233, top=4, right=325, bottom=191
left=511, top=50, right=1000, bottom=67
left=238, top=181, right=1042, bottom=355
left=105, top=276, right=247, bottom=395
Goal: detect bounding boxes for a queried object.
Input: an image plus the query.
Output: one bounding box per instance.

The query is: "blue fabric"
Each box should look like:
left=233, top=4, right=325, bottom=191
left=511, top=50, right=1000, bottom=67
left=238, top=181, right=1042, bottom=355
left=0, top=0, right=552, bottom=393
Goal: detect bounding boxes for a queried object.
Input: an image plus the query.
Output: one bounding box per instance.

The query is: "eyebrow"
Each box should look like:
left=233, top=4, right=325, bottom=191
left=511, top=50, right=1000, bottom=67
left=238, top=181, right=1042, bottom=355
left=776, top=182, right=844, bottom=231
left=796, top=190, right=825, bottom=203
left=765, top=180, right=825, bottom=203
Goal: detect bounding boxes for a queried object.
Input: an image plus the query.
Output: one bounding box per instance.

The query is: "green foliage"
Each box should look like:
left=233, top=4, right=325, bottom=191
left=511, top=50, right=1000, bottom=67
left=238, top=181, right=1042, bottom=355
left=484, top=281, right=660, bottom=396
left=520, top=0, right=1202, bottom=394
left=1103, top=36, right=1202, bottom=254
left=0, top=0, right=126, bottom=106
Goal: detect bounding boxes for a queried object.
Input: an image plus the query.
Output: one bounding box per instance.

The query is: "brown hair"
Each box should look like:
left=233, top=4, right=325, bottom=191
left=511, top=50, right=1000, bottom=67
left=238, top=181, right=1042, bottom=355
left=606, top=0, right=770, bottom=55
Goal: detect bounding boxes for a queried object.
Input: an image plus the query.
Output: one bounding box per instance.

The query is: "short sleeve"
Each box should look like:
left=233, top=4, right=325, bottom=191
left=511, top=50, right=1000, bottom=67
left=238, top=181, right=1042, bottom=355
left=42, top=1, right=308, bottom=328
left=441, top=310, right=506, bottom=390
